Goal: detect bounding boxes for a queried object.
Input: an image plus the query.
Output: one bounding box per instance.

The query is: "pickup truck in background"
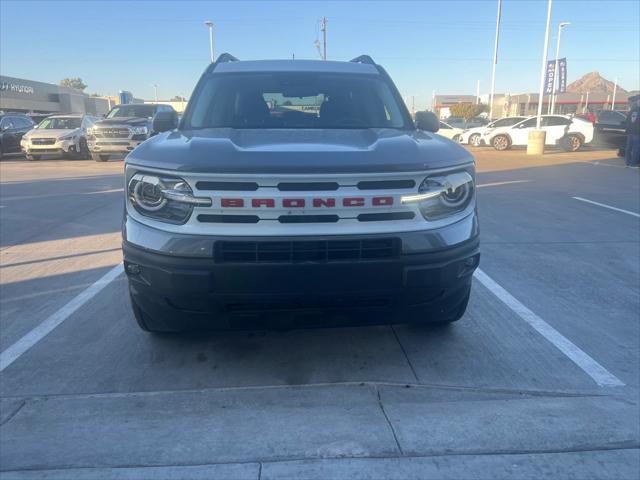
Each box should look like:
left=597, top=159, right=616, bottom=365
left=87, top=103, right=177, bottom=161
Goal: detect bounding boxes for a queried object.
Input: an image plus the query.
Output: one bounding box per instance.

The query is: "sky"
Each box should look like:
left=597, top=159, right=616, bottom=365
left=1, top=0, right=638, bottom=110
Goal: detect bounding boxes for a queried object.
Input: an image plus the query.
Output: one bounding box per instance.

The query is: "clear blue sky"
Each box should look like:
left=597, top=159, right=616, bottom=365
left=1, top=0, right=638, bottom=109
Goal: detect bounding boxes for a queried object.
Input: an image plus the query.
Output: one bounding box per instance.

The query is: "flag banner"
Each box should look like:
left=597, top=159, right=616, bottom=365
left=544, top=60, right=556, bottom=94
left=557, top=58, right=567, bottom=93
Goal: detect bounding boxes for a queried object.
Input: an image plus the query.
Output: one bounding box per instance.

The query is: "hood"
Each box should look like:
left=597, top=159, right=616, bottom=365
left=127, top=128, right=473, bottom=174
left=25, top=128, right=79, bottom=139
left=95, top=117, right=150, bottom=127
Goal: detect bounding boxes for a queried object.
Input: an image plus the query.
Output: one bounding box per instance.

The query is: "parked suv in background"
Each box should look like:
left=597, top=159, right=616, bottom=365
left=488, top=115, right=594, bottom=151
left=458, top=116, right=527, bottom=146
left=123, top=54, right=480, bottom=333
left=592, top=110, right=628, bottom=152
left=0, top=113, right=34, bottom=159
left=87, top=103, right=177, bottom=161
left=20, top=114, right=98, bottom=160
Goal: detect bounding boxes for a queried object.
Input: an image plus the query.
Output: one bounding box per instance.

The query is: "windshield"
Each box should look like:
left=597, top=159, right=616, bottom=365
left=106, top=105, right=157, bottom=119
left=186, top=72, right=408, bottom=129
left=37, top=117, right=82, bottom=129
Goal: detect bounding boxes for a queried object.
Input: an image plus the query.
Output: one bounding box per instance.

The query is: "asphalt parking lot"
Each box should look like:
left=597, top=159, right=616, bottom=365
left=0, top=148, right=638, bottom=479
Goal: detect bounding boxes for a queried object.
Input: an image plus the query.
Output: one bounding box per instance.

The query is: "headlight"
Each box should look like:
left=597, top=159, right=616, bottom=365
left=59, top=134, right=76, bottom=141
left=130, top=126, right=148, bottom=135
left=128, top=173, right=211, bottom=224
left=401, top=170, right=474, bottom=220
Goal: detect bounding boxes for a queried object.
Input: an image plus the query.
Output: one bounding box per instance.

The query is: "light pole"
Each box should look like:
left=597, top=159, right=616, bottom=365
left=204, top=21, right=214, bottom=63
left=529, top=0, right=553, bottom=155
left=550, top=22, right=570, bottom=115
left=611, top=77, right=618, bottom=110
left=152, top=84, right=158, bottom=103
left=488, top=0, right=502, bottom=120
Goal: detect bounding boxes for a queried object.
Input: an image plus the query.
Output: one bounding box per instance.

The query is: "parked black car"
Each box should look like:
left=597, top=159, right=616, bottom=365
left=0, top=113, right=35, bottom=159
left=592, top=110, right=628, bottom=153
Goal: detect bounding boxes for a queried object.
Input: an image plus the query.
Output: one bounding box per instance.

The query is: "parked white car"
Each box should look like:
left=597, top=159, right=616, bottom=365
left=458, top=116, right=527, bottom=146
left=20, top=114, right=99, bottom=160
left=487, top=115, right=594, bottom=152
left=436, top=121, right=464, bottom=141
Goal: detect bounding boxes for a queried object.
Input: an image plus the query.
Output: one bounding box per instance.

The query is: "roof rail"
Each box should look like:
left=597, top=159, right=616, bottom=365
left=350, top=55, right=376, bottom=65
left=205, top=53, right=239, bottom=74
left=216, top=53, right=239, bottom=63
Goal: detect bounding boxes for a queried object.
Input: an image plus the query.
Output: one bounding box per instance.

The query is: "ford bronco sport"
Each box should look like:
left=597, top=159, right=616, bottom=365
left=123, top=54, right=480, bottom=332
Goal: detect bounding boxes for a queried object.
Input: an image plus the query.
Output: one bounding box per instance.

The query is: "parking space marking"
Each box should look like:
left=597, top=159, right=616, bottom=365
left=474, top=268, right=625, bottom=388
left=477, top=180, right=531, bottom=188
left=572, top=197, right=640, bottom=218
left=0, top=264, right=123, bottom=372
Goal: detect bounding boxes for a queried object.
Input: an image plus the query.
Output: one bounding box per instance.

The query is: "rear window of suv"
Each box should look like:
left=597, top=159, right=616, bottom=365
left=185, top=72, right=408, bottom=130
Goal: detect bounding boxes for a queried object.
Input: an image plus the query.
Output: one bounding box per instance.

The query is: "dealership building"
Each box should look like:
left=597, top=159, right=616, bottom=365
left=0, top=75, right=110, bottom=116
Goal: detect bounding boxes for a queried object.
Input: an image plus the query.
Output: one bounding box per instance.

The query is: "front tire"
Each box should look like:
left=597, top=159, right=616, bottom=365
left=492, top=134, right=511, bottom=151
left=469, top=133, right=481, bottom=146
left=26, top=155, right=41, bottom=161
left=78, top=138, right=90, bottom=159
left=452, top=134, right=461, bottom=142
left=92, top=153, right=109, bottom=162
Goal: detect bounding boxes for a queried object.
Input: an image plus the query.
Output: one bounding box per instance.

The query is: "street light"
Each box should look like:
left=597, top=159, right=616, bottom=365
left=204, top=21, right=214, bottom=63
left=152, top=84, right=158, bottom=103
left=529, top=0, right=553, bottom=155
left=550, top=22, right=570, bottom=114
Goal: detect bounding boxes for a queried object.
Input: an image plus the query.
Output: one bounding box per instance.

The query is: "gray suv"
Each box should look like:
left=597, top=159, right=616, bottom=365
left=87, top=103, right=177, bottom=161
left=122, top=54, right=479, bottom=333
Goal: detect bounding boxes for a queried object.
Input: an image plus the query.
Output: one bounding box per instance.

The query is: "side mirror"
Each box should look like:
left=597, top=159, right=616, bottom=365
left=152, top=111, right=178, bottom=133
left=415, top=111, right=439, bottom=133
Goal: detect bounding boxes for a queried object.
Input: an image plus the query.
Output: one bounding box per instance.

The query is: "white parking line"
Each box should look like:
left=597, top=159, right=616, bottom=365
left=477, top=180, right=531, bottom=188
left=474, top=268, right=625, bottom=387
left=0, top=264, right=124, bottom=372
left=573, top=196, right=640, bottom=218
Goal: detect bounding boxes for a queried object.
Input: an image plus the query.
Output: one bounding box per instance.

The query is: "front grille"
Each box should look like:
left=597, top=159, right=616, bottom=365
left=216, top=238, right=400, bottom=263
left=31, top=138, right=56, bottom=145
left=94, top=128, right=130, bottom=138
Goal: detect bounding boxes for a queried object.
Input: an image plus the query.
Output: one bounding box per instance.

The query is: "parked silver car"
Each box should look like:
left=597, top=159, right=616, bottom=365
left=20, top=114, right=98, bottom=160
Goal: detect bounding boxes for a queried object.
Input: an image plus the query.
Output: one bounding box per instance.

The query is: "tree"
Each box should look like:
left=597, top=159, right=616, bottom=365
left=449, top=103, right=488, bottom=120
left=170, top=95, right=187, bottom=102
left=59, top=77, right=87, bottom=91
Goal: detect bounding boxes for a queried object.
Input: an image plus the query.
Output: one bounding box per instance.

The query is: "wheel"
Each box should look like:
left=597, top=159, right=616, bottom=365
left=92, top=152, right=109, bottom=162
left=130, top=294, right=182, bottom=333
left=563, top=134, right=583, bottom=152
left=492, top=134, right=511, bottom=151
left=452, top=134, right=461, bottom=142
left=26, top=155, right=41, bottom=161
left=469, top=133, right=481, bottom=147
left=78, top=138, right=90, bottom=159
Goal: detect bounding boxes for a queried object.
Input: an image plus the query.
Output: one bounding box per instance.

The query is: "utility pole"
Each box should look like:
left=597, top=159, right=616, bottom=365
left=204, top=21, right=214, bottom=63
left=152, top=84, right=158, bottom=103
left=411, top=95, right=415, bottom=115
left=431, top=90, right=436, bottom=111
left=488, top=0, right=502, bottom=120
left=320, top=17, right=327, bottom=60
left=476, top=80, right=480, bottom=104
left=550, top=22, right=570, bottom=114
left=611, top=78, right=617, bottom=110
left=535, top=0, right=553, bottom=130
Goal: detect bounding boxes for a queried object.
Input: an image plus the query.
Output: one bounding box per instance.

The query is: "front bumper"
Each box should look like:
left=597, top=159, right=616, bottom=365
left=123, top=213, right=480, bottom=329
left=21, top=139, right=79, bottom=156
left=87, top=138, right=144, bottom=154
